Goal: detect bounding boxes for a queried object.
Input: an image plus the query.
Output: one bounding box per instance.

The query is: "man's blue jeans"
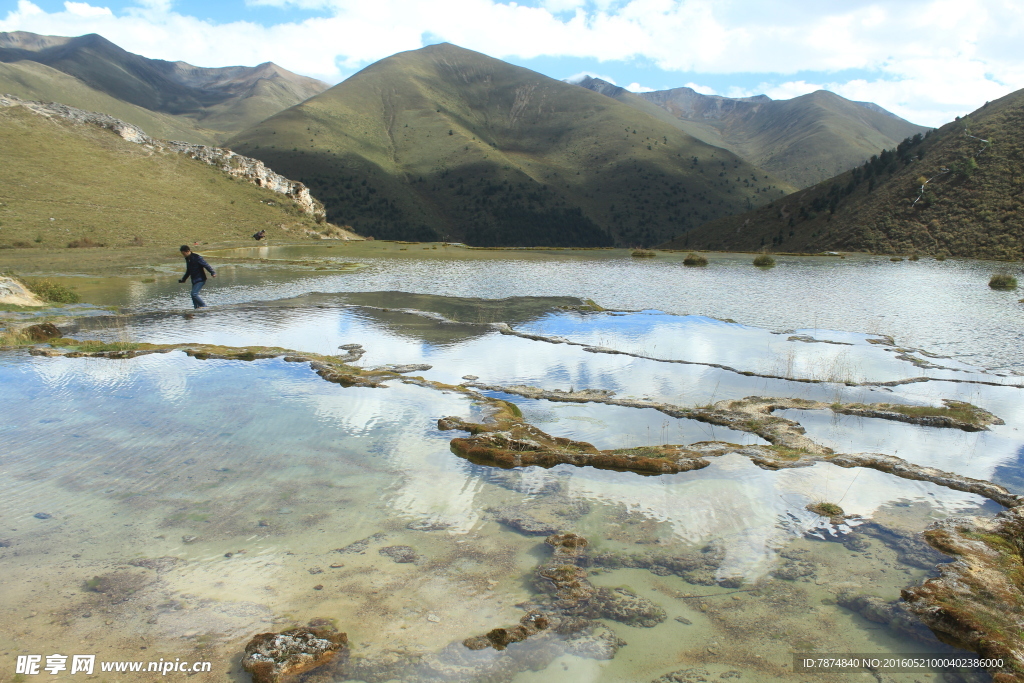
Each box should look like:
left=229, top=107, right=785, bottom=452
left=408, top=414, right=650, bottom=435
left=190, top=279, right=207, bottom=308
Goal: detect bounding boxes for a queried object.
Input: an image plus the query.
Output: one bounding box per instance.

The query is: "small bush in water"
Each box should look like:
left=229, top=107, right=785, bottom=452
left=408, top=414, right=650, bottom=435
left=989, top=273, right=1018, bottom=290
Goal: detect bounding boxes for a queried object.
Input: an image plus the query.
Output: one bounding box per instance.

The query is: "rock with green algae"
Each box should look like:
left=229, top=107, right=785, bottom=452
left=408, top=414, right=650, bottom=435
left=440, top=414, right=714, bottom=475
left=241, top=622, right=348, bottom=683
left=463, top=610, right=550, bottom=651
left=901, top=506, right=1024, bottom=682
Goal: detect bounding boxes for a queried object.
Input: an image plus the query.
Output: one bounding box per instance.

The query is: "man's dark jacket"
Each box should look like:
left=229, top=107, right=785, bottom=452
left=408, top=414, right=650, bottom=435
left=181, top=252, right=215, bottom=282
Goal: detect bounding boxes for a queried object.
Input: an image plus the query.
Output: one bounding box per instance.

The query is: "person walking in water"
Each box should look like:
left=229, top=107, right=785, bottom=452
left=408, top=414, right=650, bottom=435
left=178, top=245, right=216, bottom=308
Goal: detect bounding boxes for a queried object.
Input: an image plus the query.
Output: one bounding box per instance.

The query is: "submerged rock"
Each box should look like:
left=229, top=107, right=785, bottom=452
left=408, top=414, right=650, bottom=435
left=772, top=550, right=816, bottom=581
left=378, top=545, right=418, bottom=563
left=654, top=667, right=711, bottom=683
left=562, top=624, right=625, bottom=659
left=584, top=587, right=666, bottom=627
left=334, top=533, right=386, bottom=555
left=533, top=533, right=666, bottom=627
left=587, top=544, right=728, bottom=586
left=491, top=506, right=558, bottom=536
left=127, top=557, right=183, bottom=573
left=836, top=593, right=938, bottom=644
left=241, top=623, right=348, bottom=683
left=23, top=323, right=62, bottom=341
left=858, top=522, right=949, bottom=570
left=463, top=611, right=549, bottom=651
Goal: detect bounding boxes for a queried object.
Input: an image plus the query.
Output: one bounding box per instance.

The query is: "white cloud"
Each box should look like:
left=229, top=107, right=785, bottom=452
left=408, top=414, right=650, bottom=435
left=682, top=82, right=717, bottom=96
left=63, top=1, right=113, bottom=17
left=625, top=82, right=654, bottom=93
left=1, top=0, right=1022, bottom=125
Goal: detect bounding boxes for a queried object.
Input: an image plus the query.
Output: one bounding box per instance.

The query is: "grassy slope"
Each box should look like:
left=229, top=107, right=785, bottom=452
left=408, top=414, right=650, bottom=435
left=0, top=105, right=335, bottom=252
left=228, top=43, right=794, bottom=247
left=0, top=60, right=222, bottom=144
left=747, top=91, right=929, bottom=188
left=667, top=88, right=1024, bottom=259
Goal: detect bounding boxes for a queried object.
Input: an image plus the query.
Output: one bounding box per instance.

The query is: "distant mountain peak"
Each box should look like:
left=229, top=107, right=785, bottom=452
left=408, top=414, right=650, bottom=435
left=0, top=30, right=329, bottom=142
left=576, top=76, right=926, bottom=188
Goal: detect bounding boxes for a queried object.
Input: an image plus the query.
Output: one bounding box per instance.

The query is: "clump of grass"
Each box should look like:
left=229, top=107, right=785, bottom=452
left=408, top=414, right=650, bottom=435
left=890, top=256, right=904, bottom=262
left=807, top=502, right=844, bottom=517
left=767, top=445, right=806, bottom=460
left=0, top=329, right=34, bottom=347
left=752, top=254, right=775, bottom=268
left=631, top=249, right=656, bottom=258
left=989, top=273, right=1018, bottom=290
left=909, top=254, right=920, bottom=261
left=25, top=279, right=80, bottom=304
left=50, top=338, right=140, bottom=352
left=935, top=254, right=947, bottom=261
left=845, top=400, right=993, bottom=427
left=67, top=237, right=105, bottom=248
left=683, top=253, right=708, bottom=266
left=129, top=236, right=144, bottom=247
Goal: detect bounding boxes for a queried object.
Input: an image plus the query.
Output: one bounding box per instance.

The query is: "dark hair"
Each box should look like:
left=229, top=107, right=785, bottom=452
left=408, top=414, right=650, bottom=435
left=179, top=245, right=191, bottom=253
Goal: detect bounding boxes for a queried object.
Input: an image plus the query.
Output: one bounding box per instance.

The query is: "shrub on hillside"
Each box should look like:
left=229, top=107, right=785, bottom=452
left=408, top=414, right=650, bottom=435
left=26, top=279, right=81, bottom=303
left=67, top=237, right=105, bottom=248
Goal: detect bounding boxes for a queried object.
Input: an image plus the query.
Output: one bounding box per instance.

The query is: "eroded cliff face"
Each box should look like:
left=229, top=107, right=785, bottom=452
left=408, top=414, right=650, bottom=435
left=0, top=94, right=326, bottom=221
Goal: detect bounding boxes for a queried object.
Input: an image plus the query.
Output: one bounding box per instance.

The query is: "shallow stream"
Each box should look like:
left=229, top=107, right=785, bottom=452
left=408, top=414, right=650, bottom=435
left=2, top=245, right=1022, bottom=682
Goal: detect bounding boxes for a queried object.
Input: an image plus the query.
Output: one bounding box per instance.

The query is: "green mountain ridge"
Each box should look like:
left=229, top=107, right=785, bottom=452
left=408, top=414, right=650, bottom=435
left=228, top=43, right=794, bottom=246
left=666, top=88, right=1024, bottom=259
left=0, top=31, right=329, bottom=143
left=574, top=76, right=928, bottom=190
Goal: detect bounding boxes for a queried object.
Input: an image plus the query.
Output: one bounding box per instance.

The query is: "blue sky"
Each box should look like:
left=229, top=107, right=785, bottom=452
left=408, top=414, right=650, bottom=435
left=3, top=0, right=1023, bottom=126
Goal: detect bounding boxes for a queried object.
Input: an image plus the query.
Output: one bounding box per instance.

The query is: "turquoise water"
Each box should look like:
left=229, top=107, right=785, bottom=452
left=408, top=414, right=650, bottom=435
left=2, top=249, right=1020, bottom=681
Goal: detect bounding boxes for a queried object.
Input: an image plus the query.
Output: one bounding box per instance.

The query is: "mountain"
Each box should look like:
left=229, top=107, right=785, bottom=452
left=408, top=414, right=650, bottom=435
left=0, top=31, right=329, bottom=143
left=227, top=43, right=793, bottom=246
left=574, top=77, right=928, bottom=189
left=0, top=95, right=350, bottom=251
left=664, top=88, right=1024, bottom=259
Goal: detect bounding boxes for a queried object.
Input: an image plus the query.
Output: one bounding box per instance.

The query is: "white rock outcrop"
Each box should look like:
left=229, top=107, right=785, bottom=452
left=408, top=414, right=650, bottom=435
left=0, top=276, right=45, bottom=307
left=0, top=94, right=325, bottom=220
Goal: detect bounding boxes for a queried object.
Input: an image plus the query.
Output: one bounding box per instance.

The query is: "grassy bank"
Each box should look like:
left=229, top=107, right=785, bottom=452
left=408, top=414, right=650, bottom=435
left=0, top=105, right=358, bottom=256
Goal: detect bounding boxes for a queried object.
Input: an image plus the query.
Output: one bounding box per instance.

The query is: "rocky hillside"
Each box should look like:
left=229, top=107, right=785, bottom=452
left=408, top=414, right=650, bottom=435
left=575, top=77, right=928, bottom=189
left=228, top=43, right=793, bottom=247
left=0, top=95, right=357, bottom=250
left=0, top=31, right=329, bottom=143
left=666, top=88, right=1024, bottom=259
